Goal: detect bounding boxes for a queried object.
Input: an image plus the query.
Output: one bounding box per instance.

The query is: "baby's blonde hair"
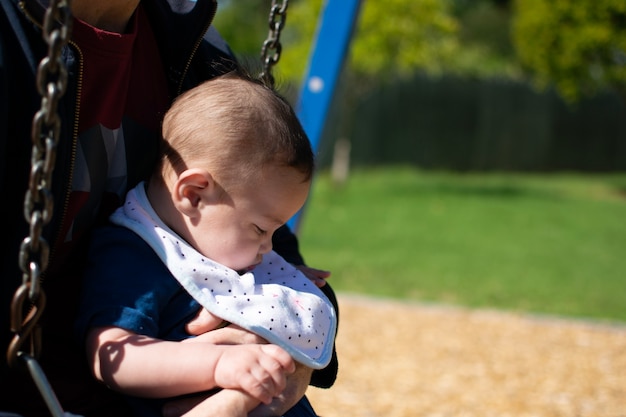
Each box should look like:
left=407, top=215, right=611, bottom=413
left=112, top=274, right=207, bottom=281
left=159, top=70, right=314, bottom=191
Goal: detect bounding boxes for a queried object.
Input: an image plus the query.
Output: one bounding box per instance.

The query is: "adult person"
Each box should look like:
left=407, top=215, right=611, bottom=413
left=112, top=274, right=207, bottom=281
left=76, top=71, right=337, bottom=417
left=0, top=1, right=338, bottom=416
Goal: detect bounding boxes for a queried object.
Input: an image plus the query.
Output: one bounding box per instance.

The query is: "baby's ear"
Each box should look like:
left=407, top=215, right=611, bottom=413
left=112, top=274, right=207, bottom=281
left=173, top=169, right=215, bottom=216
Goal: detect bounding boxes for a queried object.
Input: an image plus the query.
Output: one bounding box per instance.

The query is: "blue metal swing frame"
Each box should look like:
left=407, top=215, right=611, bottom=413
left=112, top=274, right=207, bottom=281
left=288, top=0, right=362, bottom=232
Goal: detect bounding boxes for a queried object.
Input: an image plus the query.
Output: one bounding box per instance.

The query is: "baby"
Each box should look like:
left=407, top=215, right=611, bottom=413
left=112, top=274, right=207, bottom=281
left=76, top=70, right=337, bottom=417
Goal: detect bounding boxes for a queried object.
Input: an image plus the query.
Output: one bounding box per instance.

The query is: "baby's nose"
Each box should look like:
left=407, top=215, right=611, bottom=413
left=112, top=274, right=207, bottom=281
left=259, top=237, right=273, bottom=255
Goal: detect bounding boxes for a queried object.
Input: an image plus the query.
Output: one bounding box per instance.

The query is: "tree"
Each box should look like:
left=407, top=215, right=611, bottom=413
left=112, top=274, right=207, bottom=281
left=451, top=0, right=521, bottom=79
left=214, top=0, right=518, bottom=86
left=213, top=0, right=271, bottom=60
left=274, top=0, right=463, bottom=183
left=512, top=0, right=626, bottom=103
left=276, top=0, right=460, bottom=86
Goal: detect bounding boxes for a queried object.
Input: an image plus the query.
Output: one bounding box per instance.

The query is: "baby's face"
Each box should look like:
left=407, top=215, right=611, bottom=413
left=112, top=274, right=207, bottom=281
left=190, top=166, right=310, bottom=272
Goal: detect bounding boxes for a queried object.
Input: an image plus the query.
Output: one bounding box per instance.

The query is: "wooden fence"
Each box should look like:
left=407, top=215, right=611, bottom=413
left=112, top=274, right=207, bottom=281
left=316, top=75, right=626, bottom=172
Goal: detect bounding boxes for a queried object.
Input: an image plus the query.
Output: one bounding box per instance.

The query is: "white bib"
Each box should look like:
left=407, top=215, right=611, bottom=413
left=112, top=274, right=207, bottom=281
left=110, top=183, right=336, bottom=368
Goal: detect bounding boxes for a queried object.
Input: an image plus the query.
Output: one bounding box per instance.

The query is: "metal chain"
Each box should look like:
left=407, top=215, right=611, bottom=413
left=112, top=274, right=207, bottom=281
left=8, top=0, right=72, bottom=371
left=7, top=2, right=72, bottom=415
left=259, top=0, right=289, bottom=88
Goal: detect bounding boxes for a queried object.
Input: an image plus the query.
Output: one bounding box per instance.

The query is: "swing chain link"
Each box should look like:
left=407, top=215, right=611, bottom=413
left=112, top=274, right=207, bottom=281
left=260, top=0, right=288, bottom=88
left=8, top=0, right=72, bottom=370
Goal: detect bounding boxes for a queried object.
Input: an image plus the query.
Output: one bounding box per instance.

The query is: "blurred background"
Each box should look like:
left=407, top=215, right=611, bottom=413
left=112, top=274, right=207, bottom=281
left=214, top=3, right=626, bottom=415
left=213, top=0, right=626, bottom=324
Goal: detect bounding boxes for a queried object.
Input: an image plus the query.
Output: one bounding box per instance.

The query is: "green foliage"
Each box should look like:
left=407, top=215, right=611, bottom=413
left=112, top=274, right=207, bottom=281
left=299, top=168, right=626, bottom=323
left=213, top=0, right=269, bottom=59
left=213, top=0, right=322, bottom=88
left=214, top=1, right=626, bottom=102
left=349, top=0, right=459, bottom=79
left=450, top=1, right=522, bottom=79
left=213, top=0, right=528, bottom=87
left=215, top=0, right=463, bottom=85
left=512, top=0, right=626, bottom=102
left=268, top=0, right=324, bottom=85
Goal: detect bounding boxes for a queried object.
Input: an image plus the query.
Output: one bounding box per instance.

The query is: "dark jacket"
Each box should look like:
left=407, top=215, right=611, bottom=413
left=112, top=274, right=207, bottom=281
left=0, top=1, right=336, bottom=415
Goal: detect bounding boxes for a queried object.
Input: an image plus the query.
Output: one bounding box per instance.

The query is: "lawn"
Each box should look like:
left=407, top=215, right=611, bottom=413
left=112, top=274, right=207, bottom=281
left=297, top=167, right=626, bottom=323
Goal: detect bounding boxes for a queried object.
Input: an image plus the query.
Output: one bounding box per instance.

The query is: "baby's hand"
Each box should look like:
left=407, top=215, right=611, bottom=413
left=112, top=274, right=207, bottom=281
left=295, top=265, right=331, bottom=287
left=214, top=344, right=295, bottom=404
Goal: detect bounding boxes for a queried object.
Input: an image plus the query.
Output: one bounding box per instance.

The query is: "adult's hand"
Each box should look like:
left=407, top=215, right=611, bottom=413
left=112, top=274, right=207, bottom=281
left=184, top=308, right=268, bottom=345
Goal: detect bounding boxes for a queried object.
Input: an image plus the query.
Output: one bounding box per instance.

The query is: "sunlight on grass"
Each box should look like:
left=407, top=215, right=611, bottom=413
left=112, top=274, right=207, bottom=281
left=298, top=167, right=626, bottom=322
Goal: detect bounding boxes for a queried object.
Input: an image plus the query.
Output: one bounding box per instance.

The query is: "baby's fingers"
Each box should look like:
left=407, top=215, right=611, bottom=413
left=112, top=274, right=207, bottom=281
left=242, top=346, right=294, bottom=404
left=294, top=265, right=330, bottom=287
left=242, top=364, right=286, bottom=404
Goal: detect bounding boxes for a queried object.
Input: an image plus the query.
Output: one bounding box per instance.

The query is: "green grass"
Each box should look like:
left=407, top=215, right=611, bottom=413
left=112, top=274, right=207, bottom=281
left=298, top=167, right=626, bottom=323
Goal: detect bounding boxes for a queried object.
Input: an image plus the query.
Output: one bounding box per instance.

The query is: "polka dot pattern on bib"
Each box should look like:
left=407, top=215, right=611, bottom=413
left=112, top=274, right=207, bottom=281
left=111, top=184, right=337, bottom=369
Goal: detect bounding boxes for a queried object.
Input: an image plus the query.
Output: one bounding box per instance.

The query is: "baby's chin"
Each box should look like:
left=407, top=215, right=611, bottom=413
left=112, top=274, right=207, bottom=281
left=237, top=264, right=257, bottom=275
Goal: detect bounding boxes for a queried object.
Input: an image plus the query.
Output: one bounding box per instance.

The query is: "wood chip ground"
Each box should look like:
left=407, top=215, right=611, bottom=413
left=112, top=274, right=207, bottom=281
left=307, top=294, right=626, bottom=417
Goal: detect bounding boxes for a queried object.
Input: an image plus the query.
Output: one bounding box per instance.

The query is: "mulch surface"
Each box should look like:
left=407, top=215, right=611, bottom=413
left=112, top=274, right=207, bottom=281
left=307, top=294, right=626, bottom=417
